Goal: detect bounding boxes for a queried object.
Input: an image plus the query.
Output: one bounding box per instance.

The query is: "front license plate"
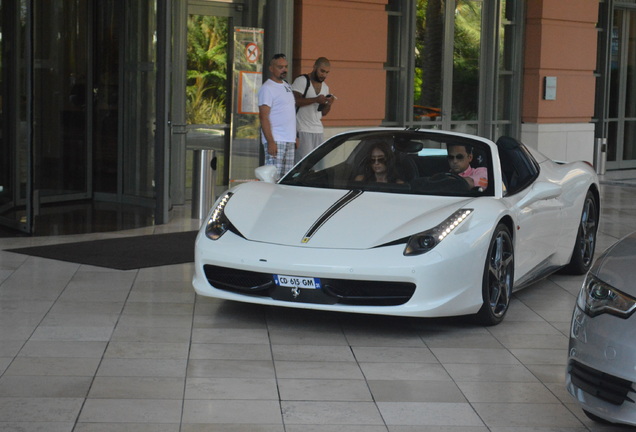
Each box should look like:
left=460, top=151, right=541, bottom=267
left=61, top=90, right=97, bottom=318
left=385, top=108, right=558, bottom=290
left=273, top=274, right=321, bottom=289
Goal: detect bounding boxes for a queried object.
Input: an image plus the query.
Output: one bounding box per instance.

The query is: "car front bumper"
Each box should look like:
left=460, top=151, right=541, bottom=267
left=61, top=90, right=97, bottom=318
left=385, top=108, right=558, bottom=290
left=566, top=306, right=636, bottom=426
left=192, top=228, right=487, bottom=318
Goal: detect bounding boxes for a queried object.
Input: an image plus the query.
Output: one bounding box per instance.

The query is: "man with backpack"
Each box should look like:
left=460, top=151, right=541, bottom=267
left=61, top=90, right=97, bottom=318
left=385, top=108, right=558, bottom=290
left=292, top=57, right=335, bottom=162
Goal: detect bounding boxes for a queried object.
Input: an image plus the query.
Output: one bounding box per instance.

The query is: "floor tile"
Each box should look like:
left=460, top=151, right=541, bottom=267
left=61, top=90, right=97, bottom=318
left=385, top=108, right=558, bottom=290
left=89, top=377, right=185, bottom=399
left=0, top=375, right=89, bottom=398
left=274, top=360, right=364, bottom=379
left=456, top=381, right=560, bottom=403
left=472, top=402, right=583, bottom=428
left=189, top=343, right=272, bottom=360
left=104, top=342, right=189, bottom=359
left=97, top=358, right=187, bottom=377
left=186, top=359, right=275, bottom=378
left=184, top=377, right=278, bottom=400
left=359, top=362, right=452, bottom=381
left=74, top=424, right=179, bottom=432
left=110, top=325, right=193, bottom=343
left=78, top=398, right=182, bottom=423
left=368, top=380, right=466, bottom=403
left=430, top=348, right=522, bottom=365
left=443, top=363, right=539, bottom=383
left=351, top=346, right=437, bottom=363
left=18, top=340, right=107, bottom=358
left=0, top=422, right=75, bottom=432
left=278, top=378, right=372, bottom=401
left=0, top=397, right=84, bottom=422
left=271, top=344, right=355, bottom=362
left=4, top=357, right=101, bottom=376
left=280, top=401, right=383, bottom=425
left=377, top=402, right=484, bottom=426
left=191, top=327, right=270, bottom=344
left=182, top=399, right=282, bottom=424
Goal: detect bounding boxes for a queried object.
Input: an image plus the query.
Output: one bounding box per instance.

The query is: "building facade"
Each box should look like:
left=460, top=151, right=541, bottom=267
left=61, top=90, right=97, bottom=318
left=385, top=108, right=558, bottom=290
left=0, top=0, right=628, bottom=235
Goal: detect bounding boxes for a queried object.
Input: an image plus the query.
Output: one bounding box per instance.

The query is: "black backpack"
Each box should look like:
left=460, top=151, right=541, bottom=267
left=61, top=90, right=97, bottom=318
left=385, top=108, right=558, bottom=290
left=295, top=74, right=310, bottom=113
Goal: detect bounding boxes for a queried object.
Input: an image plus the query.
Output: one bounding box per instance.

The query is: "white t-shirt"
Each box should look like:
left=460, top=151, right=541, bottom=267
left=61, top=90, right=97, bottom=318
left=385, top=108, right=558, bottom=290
left=258, top=79, right=297, bottom=143
left=292, top=74, right=330, bottom=134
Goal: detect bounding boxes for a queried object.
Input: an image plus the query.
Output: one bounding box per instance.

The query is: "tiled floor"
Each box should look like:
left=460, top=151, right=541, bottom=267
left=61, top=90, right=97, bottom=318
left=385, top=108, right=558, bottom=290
left=1, top=174, right=636, bottom=431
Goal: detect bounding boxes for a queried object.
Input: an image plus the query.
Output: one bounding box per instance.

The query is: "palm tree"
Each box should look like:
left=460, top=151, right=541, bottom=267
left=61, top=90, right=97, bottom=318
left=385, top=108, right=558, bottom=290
left=186, top=15, right=228, bottom=125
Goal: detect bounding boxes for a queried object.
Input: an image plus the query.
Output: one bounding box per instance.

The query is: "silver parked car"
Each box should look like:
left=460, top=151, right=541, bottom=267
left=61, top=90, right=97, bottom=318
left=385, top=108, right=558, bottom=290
left=566, top=231, right=636, bottom=426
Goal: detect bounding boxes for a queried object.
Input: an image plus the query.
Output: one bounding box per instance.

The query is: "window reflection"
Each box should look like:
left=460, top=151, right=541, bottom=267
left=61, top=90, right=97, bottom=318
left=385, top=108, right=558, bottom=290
left=416, top=0, right=444, bottom=112
left=452, top=0, right=481, bottom=122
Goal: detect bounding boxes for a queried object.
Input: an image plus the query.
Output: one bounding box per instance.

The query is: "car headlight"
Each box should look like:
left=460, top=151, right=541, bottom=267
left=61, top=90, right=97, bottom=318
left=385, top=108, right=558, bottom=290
left=576, top=273, right=636, bottom=318
left=205, top=192, right=233, bottom=240
left=404, top=209, right=473, bottom=256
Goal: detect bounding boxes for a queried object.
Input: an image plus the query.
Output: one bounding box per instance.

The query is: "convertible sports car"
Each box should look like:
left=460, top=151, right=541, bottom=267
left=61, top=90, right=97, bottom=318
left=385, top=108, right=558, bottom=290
left=193, top=128, right=600, bottom=325
left=566, top=231, right=636, bottom=426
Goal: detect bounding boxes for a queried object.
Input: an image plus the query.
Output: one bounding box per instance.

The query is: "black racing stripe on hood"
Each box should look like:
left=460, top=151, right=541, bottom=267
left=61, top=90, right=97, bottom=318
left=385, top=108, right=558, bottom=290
left=301, top=189, right=363, bottom=244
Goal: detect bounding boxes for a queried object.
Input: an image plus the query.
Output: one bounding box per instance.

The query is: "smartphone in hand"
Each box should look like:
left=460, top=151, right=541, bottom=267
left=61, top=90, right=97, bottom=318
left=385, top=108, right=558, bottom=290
left=317, top=95, right=333, bottom=112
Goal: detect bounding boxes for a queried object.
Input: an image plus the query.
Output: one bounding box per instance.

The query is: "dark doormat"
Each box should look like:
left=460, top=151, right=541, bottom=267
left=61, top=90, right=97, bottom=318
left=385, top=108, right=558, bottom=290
left=5, top=230, right=199, bottom=270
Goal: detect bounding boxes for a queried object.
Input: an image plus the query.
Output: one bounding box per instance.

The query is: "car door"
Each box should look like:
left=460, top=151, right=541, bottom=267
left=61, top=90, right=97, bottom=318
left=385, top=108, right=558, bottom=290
left=497, top=137, right=564, bottom=284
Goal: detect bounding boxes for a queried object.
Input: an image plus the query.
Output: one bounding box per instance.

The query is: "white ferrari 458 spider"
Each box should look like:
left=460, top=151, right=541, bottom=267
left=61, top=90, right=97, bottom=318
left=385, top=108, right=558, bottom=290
left=193, top=128, right=600, bottom=325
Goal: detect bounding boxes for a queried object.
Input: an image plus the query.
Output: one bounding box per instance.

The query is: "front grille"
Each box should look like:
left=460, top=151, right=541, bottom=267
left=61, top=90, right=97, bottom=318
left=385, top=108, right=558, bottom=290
left=203, top=264, right=416, bottom=306
left=322, top=279, right=414, bottom=305
left=569, top=360, right=636, bottom=405
left=203, top=265, right=274, bottom=292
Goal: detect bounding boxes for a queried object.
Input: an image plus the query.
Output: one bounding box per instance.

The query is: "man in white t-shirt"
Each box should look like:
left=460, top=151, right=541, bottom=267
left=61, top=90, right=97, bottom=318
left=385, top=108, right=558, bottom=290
left=292, top=57, right=335, bottom=162
left=258, top=53, right=297, bottom=179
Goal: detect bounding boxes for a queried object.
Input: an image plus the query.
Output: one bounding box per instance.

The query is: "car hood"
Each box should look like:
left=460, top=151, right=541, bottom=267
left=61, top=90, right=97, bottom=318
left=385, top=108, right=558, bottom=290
left=592, top=231, right=636, bottom=296
left=223, top=182, right=475, bottom=249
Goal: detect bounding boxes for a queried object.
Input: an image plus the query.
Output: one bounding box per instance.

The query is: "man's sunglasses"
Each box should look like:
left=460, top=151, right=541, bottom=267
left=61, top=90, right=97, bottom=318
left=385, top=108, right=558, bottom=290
left=369, top=157, right=386, bottom=164
left=447, top=154, right=466, bottom=161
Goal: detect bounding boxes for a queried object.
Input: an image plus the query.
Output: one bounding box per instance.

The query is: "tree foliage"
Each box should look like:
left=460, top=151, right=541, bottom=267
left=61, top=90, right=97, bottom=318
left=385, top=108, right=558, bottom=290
left=186, top=15, right=228, bottom=125
left=415, top=0, right=482, bottom=120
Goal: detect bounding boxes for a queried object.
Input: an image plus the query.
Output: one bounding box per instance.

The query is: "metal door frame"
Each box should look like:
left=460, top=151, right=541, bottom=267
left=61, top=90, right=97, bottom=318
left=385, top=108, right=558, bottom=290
left=170, top=1, right=244, bottom=206
left=600, top=2, right=636, bottom=170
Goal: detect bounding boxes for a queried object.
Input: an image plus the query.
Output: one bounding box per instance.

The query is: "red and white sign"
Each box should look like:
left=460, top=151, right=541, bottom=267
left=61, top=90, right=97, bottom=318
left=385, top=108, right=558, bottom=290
left=246, top=42, right=259, bottom=63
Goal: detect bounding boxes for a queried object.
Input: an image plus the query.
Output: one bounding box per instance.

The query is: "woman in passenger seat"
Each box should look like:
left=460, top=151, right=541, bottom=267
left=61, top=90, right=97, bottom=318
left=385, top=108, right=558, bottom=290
left=355, top=141, right=404, bottom=184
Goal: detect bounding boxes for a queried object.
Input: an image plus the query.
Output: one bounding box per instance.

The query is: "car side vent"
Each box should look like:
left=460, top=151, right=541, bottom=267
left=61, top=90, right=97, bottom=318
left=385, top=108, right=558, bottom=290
left=569, top=360, right=635, bottom=405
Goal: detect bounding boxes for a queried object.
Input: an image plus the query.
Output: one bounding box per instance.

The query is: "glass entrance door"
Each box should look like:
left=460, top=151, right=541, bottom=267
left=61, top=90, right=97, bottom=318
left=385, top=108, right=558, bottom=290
left=185, top=1, right=243, bottom=193
left=0, top=0, right=161, bottom=235
left=0, top=0, right=90, bottom=235
left=0, top=1, right=26, bottom=233
left=33, top=0, right=90, bottom=205
left=606, top=8, right=636, bottom=169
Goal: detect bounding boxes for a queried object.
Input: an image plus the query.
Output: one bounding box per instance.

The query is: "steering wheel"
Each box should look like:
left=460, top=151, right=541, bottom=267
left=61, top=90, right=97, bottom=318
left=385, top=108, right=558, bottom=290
left=429, top=172, right=470, bottom=191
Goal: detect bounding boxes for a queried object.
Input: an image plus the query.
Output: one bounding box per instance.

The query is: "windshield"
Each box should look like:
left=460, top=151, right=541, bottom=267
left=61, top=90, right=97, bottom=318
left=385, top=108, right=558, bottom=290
left=280, top=130, right=493, bottom=197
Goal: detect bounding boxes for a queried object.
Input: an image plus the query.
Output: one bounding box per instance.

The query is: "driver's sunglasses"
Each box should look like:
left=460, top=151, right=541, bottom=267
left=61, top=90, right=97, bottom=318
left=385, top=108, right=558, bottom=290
left=369, top=157, right=386, bottom=164
left=447, top=154, right=466, bottom=161
left=272, top=53, right=286, bottom=59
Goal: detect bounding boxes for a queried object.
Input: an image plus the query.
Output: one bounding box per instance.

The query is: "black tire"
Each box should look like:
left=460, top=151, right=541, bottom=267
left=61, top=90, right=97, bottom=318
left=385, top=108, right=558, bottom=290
left=475, top=224, right=514, bottom=326
left=562, top=190, right=598, bottom=275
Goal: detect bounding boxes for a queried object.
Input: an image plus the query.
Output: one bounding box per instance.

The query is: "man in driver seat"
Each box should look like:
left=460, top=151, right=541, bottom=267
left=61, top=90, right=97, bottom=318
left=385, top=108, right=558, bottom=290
left=447, top=143, right=488, bottom=189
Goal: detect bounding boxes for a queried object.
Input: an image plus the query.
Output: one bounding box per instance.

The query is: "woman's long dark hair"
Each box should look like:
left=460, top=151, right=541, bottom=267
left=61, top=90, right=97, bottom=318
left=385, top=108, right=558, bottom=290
left=359, top=140, right=402, bottom=183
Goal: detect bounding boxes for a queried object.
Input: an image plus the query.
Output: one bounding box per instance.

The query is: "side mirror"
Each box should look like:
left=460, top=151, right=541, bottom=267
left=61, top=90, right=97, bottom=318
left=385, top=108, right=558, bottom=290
left=516, top=181, right=562, bottom=208
left=255, top=165, right=278, bottom=183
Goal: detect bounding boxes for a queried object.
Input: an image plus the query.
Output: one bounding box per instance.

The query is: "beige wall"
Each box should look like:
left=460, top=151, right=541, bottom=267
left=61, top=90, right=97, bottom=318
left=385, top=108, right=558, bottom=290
left=292, top=0, right=388, bottom=127
left=521, top=0, right=599, bottom=163
left=523, top=0, right=598, bottom=124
